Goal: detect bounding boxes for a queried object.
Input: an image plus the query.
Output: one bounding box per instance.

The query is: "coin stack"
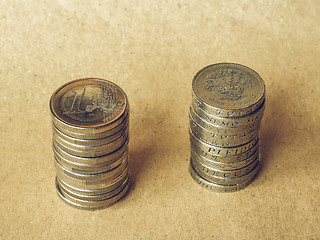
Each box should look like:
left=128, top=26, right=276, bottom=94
left=49, top=78, right=130, bottom=210
left=189, top=63, right=265, bottom=192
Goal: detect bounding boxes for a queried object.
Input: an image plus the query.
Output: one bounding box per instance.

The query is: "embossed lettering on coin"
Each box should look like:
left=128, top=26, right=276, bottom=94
left=61, top=85, right=117, bottom=122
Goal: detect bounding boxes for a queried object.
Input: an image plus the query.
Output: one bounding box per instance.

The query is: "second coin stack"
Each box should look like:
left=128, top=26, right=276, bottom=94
left=189, top=63, right=265, bottom=192
left=50, top=78, right=130, bottom=210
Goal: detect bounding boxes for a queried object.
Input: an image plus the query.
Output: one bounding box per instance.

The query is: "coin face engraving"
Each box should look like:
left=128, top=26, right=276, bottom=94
left=192, top=63, right=265, bottom=112
left=205, top=69, right=252, bottom=101
left=50, top=78, right=127, bottom=128
left=50, top=78, right=130, bottom=210
left=61, top=85, right=117, bottom=122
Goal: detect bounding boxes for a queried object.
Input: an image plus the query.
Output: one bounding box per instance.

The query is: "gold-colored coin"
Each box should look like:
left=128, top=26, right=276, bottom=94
left=50, top=78, right=130, bottom=209
left=50, top=78, right=128, bottom=134
left=56, top=177, right=129, bottom=210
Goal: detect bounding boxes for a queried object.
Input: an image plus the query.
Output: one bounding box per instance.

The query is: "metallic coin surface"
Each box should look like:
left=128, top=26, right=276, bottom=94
left=50, top=78, right=128, bottom=133
left=189, top=105, right=261, bottom=135
left=52, top=121, right=128, bottom=146
left=56, top=166, right=129, bottom=190
left=191, top=158, right=259, bottom=185
left=52, top=106, right=129, bottom=135
left=192, top=63, right=265, bottom=118
left=50, top=78, right=130, bottom=209
left=190, top=138, right=259, bottom=163
left=189, top=163, right=255, bottom=193
left=190, top=101, right=264, bottom=129
left=57, top=171, right=129, bottom=196
left=189, top=63, right=265, bottom=193
left=55, top=157, right=128, bottom=181
left=190, top=129, right=259, bottom=157
left=54, top=145, right=127, bottom=174
left=56, top=177, right=129, bottom=210
left=53, top=120, right=128, bottom=147
left=53, top=139, right=128, bottom=165
left=58, top=176, right=129, bottom=201
left=189, top=116, right=259, bottom=147
left=191, top=153, right=259, bottom=179
left=53, top=130, right=128, bottom=157
left=52, top=112, right=129, bottom=140
left=191, top=149, right=259, bottom=171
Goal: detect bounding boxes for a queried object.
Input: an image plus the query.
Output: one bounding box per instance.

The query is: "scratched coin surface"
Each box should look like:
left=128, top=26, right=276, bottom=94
left=192, top=63, right=265, bottom=118
left=50, top=78, right=127, bottom=129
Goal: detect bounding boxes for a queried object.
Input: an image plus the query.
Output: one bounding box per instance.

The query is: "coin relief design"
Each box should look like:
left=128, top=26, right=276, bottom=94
left=189, top=63, right=265, bottom=192
left=192, top=63, right=265, bottom=110
left=205, top=69, right=252, bottom=101
left=50, top=78, right=130, bottom=210
left=61, top=85, right=121, bottom=122
left=50, top=79, right=128, bottom=131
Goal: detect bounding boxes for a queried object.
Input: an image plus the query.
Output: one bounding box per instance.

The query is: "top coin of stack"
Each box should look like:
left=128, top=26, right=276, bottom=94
left=189, top=63, right=265, bottom=192
left=49, top=78, right=130, bottom=210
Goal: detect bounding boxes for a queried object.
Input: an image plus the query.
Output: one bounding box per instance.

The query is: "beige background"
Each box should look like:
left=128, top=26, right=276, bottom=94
left=0, top=1, right=319, bottom=239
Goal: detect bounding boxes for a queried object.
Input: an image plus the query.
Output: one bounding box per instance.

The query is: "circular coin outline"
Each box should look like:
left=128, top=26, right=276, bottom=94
left=189, top=115, right=259, bottom=147
left=56, top=166, right=129, bottom=190
left=191, top=153, right=259, bottom=179
left=52, top=139, right=128, bottom=165
left=57, top=171, right=129, bottom=196
left=52, top=120, right=128, bottom=146
left=54, top=145, right=128, bottom=174
left=55, top=156, right=128, bottom=181
left=56, top=177, right=129, bottom=210
left=58, top=176, right=129, bottom=202
left=192, top=63, right=265, bottom=118
left=53, top=130, right=128, bottom=157
left=50, top=78, right=129, bottom=133
left=189, top=129, right=259, bottom=157
left=190, top=138, right=259, bottom=163
left=52, top=111, right=129, bottom=140
left=191, top=148, right=259, bottom=171
left=190, top=100, right=265, bottom=129
left=189, top=163, right=256, bottom=193
left=189, top=105, right=261, bottom=135
left=191, top=158, right=260, bottom=185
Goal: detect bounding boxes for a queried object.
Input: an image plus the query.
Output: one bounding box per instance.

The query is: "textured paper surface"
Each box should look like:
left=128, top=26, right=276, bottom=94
left=0, top=1, right=319, bottom=239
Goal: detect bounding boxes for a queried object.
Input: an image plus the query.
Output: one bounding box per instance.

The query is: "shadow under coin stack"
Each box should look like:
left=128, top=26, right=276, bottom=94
left=49, top=78, right=130, bottom=210
left=189, top=63, right=265, bottom=192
